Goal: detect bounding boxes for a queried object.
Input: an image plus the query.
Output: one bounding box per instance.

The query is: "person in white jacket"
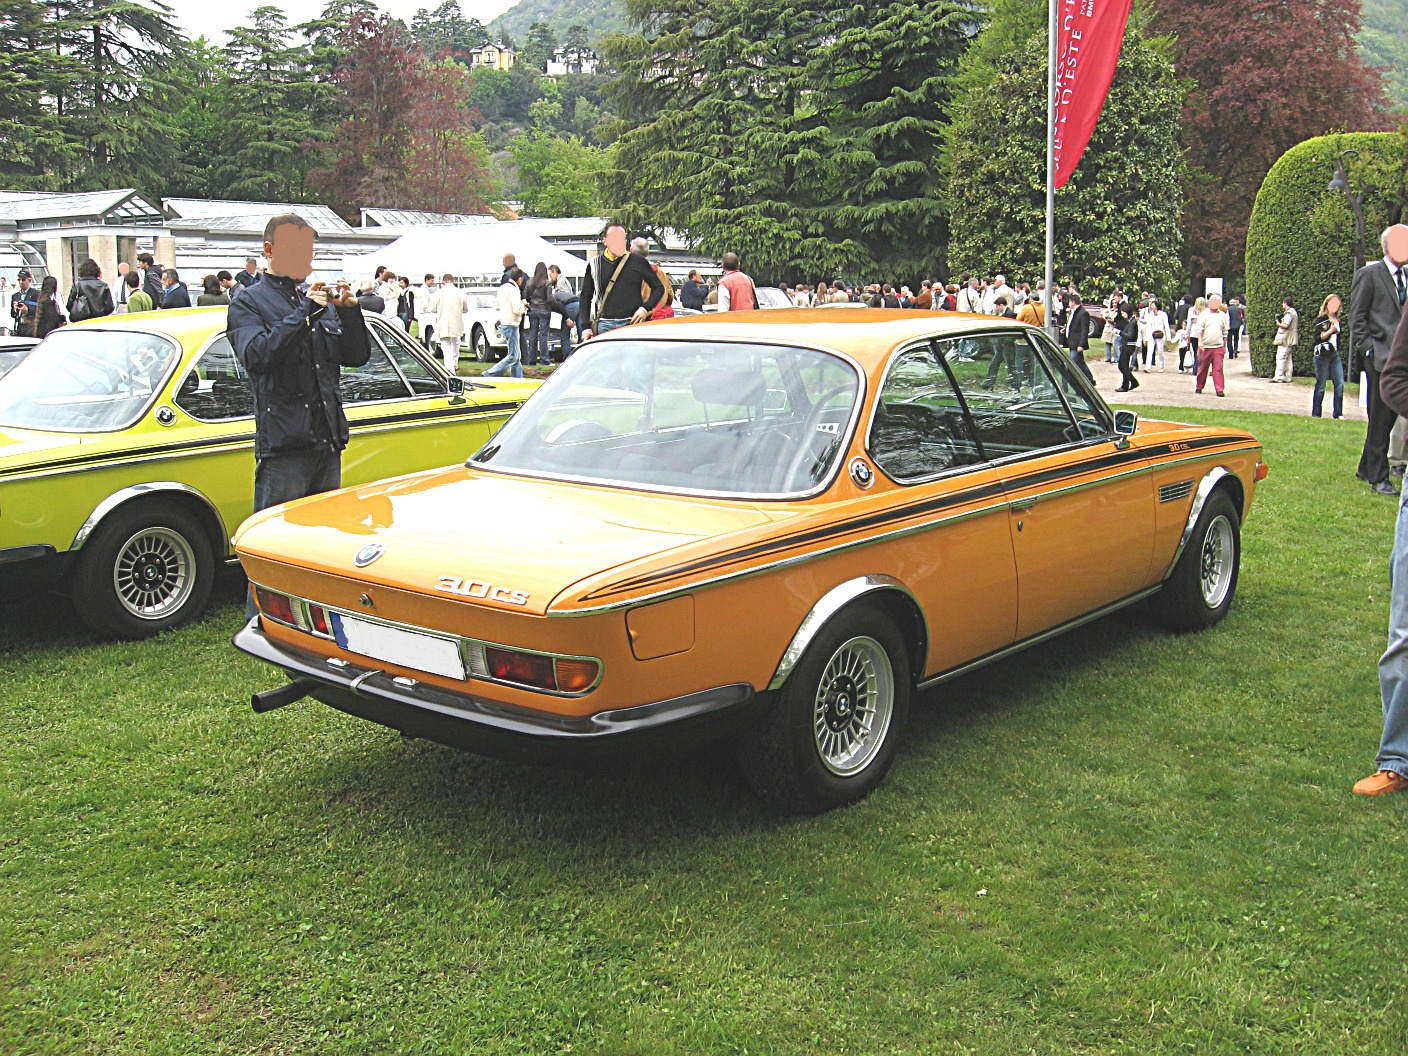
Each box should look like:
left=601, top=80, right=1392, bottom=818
left=1143, top=298, right=1169, bottom=372
left=430, top=275, right=467, bottom=375
left=484, top=268, right=525, bottom=378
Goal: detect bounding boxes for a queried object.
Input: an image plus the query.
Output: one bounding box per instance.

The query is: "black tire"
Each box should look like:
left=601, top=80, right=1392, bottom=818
left=473, top=325, right=492, bottom=362
left=70, top=502, right=215, bottom=640
left=1152, top=489, right=1240, bottom=633
left=739, top=603, right=911, bottom=813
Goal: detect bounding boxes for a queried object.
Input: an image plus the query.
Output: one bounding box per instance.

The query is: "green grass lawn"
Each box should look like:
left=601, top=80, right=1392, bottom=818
left=3, top=407, right=1406, bottom=1054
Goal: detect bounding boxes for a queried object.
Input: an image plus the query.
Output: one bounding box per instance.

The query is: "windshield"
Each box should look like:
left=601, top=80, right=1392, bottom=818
left=0, top=328, right=181, bottom=432
left=473, top=338, right=862, bottom=496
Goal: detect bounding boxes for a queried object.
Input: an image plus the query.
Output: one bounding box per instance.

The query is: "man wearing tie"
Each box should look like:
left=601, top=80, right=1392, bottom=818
left=1354, top=226, right=1408, bottom=497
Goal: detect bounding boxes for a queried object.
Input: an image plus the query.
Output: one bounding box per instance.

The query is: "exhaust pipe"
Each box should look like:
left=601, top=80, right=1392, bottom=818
left=252, top=678, right=318, bottom=713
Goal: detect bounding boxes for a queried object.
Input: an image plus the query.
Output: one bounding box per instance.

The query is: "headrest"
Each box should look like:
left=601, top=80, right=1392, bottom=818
left=691, top=367, right=766, bottom=407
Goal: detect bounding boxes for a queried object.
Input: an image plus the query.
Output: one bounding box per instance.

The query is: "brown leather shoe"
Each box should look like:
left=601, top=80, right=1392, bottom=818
left=1353, top=770, right=1408, bottom=796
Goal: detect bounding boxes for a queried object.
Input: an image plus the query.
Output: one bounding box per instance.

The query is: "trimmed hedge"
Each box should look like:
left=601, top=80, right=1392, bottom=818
left=1245, top=132, right=1406, bottom=378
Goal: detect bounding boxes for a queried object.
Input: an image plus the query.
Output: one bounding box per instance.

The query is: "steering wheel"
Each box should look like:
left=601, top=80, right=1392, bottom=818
left=543, top=418, right=613, bottom=445
left=771, top=383, right=854, bottom=491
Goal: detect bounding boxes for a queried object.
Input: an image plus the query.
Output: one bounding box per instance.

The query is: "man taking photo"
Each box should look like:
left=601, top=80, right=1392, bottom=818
left=227, top=214, right=370, bottom=619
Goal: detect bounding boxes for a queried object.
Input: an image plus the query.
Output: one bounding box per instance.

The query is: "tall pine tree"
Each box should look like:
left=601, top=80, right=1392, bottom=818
left=603, top=0, right=972, bottom=283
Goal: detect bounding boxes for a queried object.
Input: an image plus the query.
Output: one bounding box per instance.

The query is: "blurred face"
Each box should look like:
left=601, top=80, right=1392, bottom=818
left=1208, top=295, right=1222, bottom=311
left=602, top=225, right=628, bottom=257
left=264, top=223, right=315, bottom=282
left=1327, top=294, right=1342, bottom=315
left=1387, top=225, right=1408, bottom=266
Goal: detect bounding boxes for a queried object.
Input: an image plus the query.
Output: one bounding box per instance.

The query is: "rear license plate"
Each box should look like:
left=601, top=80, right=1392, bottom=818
left=330, top=613, right=466, bottom=681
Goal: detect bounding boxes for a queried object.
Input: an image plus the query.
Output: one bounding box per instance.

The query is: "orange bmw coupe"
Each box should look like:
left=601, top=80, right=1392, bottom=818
left=233, top=310, right=1266, bottom=812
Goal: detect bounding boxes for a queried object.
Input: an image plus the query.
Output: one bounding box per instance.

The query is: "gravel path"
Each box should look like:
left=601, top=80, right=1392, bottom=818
left=1089, top=346, right=1364, bottom=421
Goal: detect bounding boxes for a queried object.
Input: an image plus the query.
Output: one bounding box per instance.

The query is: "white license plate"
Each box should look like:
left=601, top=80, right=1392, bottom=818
left=330, top=613, right=466, bottom=681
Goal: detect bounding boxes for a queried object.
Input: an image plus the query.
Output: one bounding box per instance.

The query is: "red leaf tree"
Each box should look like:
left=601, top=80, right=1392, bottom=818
left=1152, top=0, right=1389, bottom=281
left=401, top=57, right=496, bottom=214
left=312, top=12, right=426, bottom=213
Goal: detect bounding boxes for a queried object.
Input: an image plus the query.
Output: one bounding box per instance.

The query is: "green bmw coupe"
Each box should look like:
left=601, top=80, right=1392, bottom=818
left=0, top=306, right=535, bottom=639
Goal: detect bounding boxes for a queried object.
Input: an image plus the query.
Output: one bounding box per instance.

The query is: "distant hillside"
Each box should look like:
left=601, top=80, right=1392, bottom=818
left=489, top=0, right=630, bottom=47
left=1360, top=0, right=1408, bottom=111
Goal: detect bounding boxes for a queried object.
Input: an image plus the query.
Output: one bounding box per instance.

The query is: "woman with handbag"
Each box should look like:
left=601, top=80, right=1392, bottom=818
left=1143, top=298, right=1169, bottom=372
left=1311, top=293, right=1345, bottom=419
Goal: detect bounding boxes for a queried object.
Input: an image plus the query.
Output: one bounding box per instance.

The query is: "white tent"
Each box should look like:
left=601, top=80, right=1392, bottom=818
left=340, top=224, right=586, bottom=285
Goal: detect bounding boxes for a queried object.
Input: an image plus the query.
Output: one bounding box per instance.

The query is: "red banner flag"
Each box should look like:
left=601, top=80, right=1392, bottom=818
left=1052, top=0, right=1134, bottom=189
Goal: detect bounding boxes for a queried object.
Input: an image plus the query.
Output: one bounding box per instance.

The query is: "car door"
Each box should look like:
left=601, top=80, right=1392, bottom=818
left=342, top=317, right=522, bottom=484
left=939, top=328, right=1155, bottom=640
left=867, top=340, right=1018, bottom=674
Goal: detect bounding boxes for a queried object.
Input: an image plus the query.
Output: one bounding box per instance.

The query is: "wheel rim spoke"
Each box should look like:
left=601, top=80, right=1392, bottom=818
left=1199, top=516, right=1233, bottom=608
left=111, top=528, right=196, bottom=620
left=812, top=635, right=895, bottom=777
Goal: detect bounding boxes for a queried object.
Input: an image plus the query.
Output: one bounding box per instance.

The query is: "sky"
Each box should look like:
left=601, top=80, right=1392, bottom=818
left=164, top=0, right=519, bottom=46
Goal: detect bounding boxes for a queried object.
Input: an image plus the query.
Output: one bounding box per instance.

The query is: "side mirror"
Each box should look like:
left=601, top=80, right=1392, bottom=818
left=1114, top=409, right=1139, bottom=436
left=447, top=377, right=464, bottom=395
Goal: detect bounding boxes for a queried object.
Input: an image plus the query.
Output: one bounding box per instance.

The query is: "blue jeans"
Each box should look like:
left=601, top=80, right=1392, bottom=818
left=1312, top=352, right=1344, bottom=418
left=1377, top=488, right=1408, bottom=778
left=246, top=445, right=341, bottom=619
left=558, top=300, right=579, bottom=358
left=1109, top=332, right=1122, bottom=363
left=526, top=309, right=551, bottom=366
left=484, top=323, right=522, bottom=377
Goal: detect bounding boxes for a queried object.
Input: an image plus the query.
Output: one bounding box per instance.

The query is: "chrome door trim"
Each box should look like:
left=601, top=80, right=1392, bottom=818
left=916, top=585, right=1162, bottom=690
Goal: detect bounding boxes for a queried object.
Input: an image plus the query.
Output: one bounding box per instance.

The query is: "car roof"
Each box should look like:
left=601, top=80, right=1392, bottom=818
left=604, top=308, right=1035, bottom=365
left=66, top=305, right=229, bottom=341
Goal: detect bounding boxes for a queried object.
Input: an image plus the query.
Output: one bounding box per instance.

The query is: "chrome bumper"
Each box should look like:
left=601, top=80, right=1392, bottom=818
left=233, top=620, right=756, bottom=760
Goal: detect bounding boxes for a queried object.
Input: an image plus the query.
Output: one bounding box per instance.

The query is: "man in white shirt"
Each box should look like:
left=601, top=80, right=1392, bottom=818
left=956, top=277, right=982, bottom=314
left=416, top=272, right=438, bottom=348
left=484, top=268, right=525, bottom=378
left=988, top=275, right=1013, bottom=315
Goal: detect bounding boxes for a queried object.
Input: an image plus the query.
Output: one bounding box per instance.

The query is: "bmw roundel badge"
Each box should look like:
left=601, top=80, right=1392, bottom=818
left=354, top=543, right=385, bottom=567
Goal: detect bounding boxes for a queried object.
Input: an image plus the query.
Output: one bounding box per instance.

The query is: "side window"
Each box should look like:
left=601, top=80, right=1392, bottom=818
left=373, top=321, right=443, bottom=394
left=340, top=338, right=411, bottom=404
left=1027, top=332, right=1111, bottom=439
left=172, top=336, right=254, bottom=421
left=939, top=332, right=1080, bottom=459
left=870, top=344, right=983, bottom=481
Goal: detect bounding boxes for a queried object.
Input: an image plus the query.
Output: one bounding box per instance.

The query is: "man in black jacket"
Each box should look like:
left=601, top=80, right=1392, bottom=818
left=578, top=222, right=664, bottom=340
left=1354, top=225, right=1408, bottom=496
left=1062, top=290, right=1096, bottom=385
left=136, top=253, right=164, bottom=305
left=228, top=214, right=370, bottom=616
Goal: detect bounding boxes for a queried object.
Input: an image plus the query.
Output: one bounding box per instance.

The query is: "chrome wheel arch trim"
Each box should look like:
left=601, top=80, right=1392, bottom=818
left=1162, top=465, right=1235, bottom=582
left=70, top=481, right=228, bottom=554
left=767, top=574, right=925, bottom=691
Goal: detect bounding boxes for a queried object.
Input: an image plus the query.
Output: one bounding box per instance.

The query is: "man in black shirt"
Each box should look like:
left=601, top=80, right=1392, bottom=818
left=578, top=222, right=664, bottom=341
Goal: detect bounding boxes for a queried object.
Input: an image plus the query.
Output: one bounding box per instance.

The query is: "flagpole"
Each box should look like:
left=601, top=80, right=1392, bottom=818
left=1044, top=0, right=1057, bottom=338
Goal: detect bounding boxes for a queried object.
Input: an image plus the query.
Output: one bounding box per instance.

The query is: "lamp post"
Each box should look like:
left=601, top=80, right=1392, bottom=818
left=1329, top=148, right=1366, bottom=375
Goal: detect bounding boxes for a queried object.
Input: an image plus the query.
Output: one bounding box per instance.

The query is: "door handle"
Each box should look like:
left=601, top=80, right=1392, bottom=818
left=1010, top=499, right=1036, bottom=513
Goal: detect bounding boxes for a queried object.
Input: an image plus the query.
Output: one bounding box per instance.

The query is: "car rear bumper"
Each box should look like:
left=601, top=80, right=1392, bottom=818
left=233, top=620, right=757, bottom=762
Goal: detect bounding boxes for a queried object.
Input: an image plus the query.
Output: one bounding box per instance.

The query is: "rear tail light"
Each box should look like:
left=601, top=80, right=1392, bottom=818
left=254, top=586, right=296, bottom=627
left=484, top=647, right=600, bottom=693
left=553, top=658, right=600, bottom=693
left=306, top=603, right=331, bottom=636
